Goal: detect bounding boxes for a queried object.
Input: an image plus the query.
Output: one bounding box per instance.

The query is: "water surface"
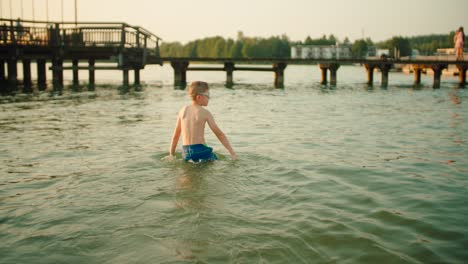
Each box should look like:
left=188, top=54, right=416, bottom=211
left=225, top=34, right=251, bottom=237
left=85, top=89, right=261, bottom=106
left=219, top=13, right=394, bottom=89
left=1, top=65, right=467, bottom=263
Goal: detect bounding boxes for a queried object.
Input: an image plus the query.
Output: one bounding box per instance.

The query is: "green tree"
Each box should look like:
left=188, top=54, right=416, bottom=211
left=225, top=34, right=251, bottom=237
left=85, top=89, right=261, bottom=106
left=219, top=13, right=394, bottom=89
left=391, top=37, right=411, bottom=57
left=352, top=39, right=368, bottom=58
left=160, top=41, right=184, bottom=57
left=230, top=41, right=243, bottom=58
left=343, top=37, right=351, bottom=45
left=183, top=41, right=198, bottom=57
left=213, top=38, right=225, bottom=57
left=328, top=34, right=337, bottom=44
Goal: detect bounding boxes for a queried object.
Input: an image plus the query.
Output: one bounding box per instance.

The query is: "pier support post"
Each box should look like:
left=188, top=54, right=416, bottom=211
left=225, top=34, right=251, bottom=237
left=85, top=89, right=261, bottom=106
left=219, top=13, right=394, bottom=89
left=329, top=63, right=340, bottom=86
left=0, top=60, right=6, bottom=94
left=7, top=59, right=18, bottom=91
left=456, top=65, right=467, bottom=87
left=72, top=59, right=79, bottom=88
left=123, top=69, right=130, bottom=87
left=134, top=69, right=141, bottom=86
left=88, top=59, right=95, bottom=91
left=431, top=64, right=447, bottom=89
left=52, top=58, right=63, bottom=93
left=170, top=61, right=189, bottom=88
left=0, top=60, right=5, bottom=82
left=37, top=59, right=47, bottom=90
left=23, top=59, right=32, bottom=93
left=379, top=63, right=392, bottom=87
left=319, top=65, right=328, bottom=85
left=319, top=63, right=339, bottom=86
left=274, top=62, right=287, bottom=88
left=364, top=64, right=375, bottom=86
left=412, top=65, right=423, bottom=86
left=224, top=62, right=234, bottom=87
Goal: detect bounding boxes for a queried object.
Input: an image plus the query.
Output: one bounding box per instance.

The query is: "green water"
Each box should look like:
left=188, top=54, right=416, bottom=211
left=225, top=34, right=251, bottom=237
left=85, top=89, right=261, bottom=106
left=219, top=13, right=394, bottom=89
left=1, top=65, right=467, bottom=263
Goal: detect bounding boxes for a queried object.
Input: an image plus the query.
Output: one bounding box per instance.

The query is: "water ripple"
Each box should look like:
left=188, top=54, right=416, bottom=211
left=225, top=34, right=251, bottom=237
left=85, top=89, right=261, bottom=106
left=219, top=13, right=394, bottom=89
left=1, top=68, right=467, bottom=263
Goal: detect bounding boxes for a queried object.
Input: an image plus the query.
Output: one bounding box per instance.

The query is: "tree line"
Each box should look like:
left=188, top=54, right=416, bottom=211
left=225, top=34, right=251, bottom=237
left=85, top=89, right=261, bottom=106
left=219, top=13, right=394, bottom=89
left=160, top=32, right=290, bottom=58
left=160, top=31, right=459, bottom=58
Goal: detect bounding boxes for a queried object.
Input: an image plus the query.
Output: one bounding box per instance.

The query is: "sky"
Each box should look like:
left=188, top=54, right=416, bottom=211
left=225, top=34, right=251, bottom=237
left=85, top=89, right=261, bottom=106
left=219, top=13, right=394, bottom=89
left=1, top=0, right=467, bottom=43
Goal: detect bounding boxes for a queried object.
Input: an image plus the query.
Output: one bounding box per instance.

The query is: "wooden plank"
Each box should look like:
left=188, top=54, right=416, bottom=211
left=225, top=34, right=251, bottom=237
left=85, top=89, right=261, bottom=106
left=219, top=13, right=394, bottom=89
left=49, top=66, right=121, bottom=70
left=188, top=67, right=225, bottom=71
left=187, top=66, right=273, bottom=72
left=235, top=67, right=273, bottom=71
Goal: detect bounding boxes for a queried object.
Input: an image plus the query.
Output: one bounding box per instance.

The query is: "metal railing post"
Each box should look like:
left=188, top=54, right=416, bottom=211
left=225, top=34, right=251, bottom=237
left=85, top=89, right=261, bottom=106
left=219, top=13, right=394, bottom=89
left=120, top=24, right=126, bottom=48
left=10, top=20, right=16, bottom=44
left=136, top=27, right=140, bottom=48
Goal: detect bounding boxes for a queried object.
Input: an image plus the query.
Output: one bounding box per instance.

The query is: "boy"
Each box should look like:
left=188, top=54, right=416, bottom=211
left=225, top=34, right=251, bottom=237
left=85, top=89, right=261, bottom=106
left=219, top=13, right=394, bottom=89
left=169, top=81, right=237, bottom=162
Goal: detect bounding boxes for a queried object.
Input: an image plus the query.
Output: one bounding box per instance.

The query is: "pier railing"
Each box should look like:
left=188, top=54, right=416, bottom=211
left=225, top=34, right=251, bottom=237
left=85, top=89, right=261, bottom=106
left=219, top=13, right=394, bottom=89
left=0, top=18, right=161, bottom=53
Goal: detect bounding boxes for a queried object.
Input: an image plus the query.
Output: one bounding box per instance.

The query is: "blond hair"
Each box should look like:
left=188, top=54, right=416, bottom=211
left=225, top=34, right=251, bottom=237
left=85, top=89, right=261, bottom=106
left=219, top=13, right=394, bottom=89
left=188, top=81, right=209, bottom=100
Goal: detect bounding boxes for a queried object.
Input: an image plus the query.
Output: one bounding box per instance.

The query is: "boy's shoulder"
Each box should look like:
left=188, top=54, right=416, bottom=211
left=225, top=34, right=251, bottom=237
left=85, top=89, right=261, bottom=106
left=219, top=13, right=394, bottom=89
left=177, top=105, right=188, bottom=115
left=178, top=105, right=212, bottom=117
left=196, top=106, right=212, bottom=119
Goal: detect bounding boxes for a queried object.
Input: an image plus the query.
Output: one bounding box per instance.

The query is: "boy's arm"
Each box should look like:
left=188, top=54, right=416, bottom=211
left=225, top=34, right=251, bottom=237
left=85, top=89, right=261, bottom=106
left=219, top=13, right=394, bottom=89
left=206, top=112, right=237, bottom=160
left=169, top=116, right=181, bottom=156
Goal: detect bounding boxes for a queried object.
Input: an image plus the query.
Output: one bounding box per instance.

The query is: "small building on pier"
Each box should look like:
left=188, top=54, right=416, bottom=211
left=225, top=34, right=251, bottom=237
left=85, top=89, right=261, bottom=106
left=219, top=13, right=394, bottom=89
left=291, top=44, right=352, bottom=59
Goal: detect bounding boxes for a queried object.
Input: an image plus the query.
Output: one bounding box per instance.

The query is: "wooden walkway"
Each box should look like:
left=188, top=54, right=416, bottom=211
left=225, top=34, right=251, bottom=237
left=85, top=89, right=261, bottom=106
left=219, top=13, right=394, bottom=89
left=161, top=57, right=468, bottom=88
left=1, top=18, right=467, bottom=92
left=0, top=18, right=162, bottom=94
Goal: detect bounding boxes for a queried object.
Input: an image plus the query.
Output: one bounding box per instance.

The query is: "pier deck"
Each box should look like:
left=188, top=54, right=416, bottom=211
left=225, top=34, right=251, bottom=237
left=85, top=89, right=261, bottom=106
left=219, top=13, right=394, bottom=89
left=1, top=18, right=467, bottom=92
left=161, top=57, right=468, bottom=88
left=0, top=18, right=161, bottom=93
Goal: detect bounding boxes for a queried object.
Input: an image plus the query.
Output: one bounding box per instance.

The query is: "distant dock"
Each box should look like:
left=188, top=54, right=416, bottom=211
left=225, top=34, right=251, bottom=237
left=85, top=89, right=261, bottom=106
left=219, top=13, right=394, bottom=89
left=162, top=57, right=467, bottom=89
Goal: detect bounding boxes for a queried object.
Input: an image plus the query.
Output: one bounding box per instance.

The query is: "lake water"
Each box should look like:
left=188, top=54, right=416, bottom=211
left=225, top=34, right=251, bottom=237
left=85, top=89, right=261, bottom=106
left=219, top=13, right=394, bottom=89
left=1, top=65, right=467, bottom=263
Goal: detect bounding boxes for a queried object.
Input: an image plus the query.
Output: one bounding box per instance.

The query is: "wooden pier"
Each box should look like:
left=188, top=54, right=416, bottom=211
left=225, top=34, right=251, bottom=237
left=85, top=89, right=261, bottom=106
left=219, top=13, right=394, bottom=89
left=1, top=18, right=467, bottom=93
left=162, top=57, right=468, bottom=89
left=0, top=18, right=162, bottom=94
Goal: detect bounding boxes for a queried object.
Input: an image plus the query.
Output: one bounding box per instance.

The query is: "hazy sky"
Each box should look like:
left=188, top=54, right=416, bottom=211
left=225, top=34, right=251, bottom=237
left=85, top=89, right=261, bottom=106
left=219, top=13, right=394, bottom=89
left=2, top=0, right=467, bottom=43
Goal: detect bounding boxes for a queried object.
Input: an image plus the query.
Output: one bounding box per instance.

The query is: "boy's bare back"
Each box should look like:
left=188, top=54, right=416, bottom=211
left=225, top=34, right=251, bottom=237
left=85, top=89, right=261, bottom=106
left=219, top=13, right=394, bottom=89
left=178, top=104, right=212, bottom=145
left=169, top=81, right=237, bottom=160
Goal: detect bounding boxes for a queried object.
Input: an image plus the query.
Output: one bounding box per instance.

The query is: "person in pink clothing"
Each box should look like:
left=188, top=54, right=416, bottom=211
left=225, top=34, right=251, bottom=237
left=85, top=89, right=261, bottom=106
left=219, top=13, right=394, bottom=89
left=454, top=27, right=465, bottom=61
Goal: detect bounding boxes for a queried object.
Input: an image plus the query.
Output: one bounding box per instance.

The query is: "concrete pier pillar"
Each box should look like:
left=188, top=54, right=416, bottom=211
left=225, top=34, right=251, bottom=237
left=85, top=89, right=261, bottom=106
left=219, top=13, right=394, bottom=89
left=379, top=64, right=392, bottom=87
left=0, top=60, right=5, bottom=82
left=52, top=59, right=63, bottom=93
left=72, top=59, right=79, bottom=87
left=224, top=62, right=234, bottom=87
left=123, top=69, right=130, bottom=87
left=412, top=65, right=423, bottom=86
left=134, top=69, right=141, bottom=86
left=319, top=66, right=328, bottom=85
left=0, top=60, right=6, bottom=94
left=59, top=61, right=64, bottom=90
left=37, top=59, right=47, bottom=90
left=433, top=70, right=442, bottom=89
left=456, top=65, right=467, bottom=87
left=329, top=63, right=340, bottom=86
left=170, top=61, right=189, bottom=88
left=431, top=64, right=447, bottom=89
left=273, top=62, right=287, bottom=88
left=364, top=64, right=375, bottom=86
left=7, top=59, right=18, bottom=90
left=22, top=59, right=32, bottom=93
left=88, top=59, right=95, bottom=91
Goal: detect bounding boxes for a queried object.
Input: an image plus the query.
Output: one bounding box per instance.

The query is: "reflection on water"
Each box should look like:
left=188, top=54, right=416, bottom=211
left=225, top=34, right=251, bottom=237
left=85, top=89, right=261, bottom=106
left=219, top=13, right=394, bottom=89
left=175, top=164, right=212, bottom=209
left=450, top=91, right=462, bottom=105
left=1, top=66, right=467, bottom=263
left=173, top=165, right=209, bottom=260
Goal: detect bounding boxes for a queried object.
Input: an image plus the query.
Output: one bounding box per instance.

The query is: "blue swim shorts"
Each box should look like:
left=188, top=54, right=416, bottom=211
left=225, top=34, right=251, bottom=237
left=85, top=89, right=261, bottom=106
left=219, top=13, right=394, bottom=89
left=182, top=144, right=218, bottom=162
